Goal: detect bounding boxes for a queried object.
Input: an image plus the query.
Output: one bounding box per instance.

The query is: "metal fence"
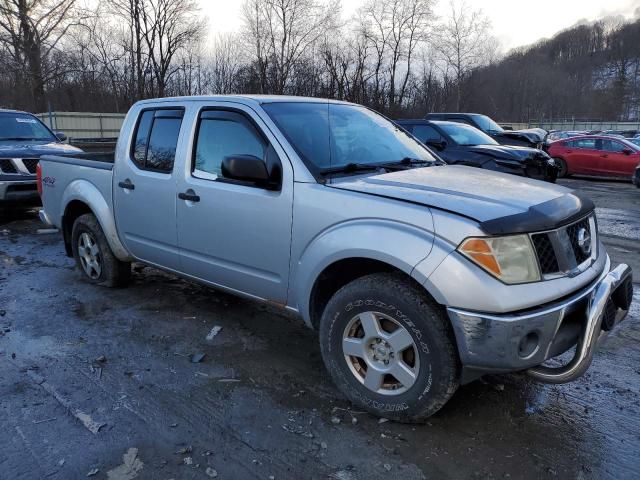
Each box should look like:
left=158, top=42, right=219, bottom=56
left=504, top=121, right=640, bottom=132
left=33, top=111, right=640, bottom=139
left=36, top=111, right=125, bottom=139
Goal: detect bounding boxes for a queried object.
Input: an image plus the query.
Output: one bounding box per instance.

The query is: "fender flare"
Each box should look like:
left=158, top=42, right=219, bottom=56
left=62, top=180, right=132, bottom=261
left=290, top=218, right=435, bottom=327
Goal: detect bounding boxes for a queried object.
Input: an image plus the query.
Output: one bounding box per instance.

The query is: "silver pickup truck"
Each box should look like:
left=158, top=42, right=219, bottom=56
left=38, top=96, right=633, bottom=422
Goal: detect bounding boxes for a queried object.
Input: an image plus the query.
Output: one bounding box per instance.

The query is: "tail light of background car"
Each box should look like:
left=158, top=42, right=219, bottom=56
left=36, top=162, right=42, bottom=196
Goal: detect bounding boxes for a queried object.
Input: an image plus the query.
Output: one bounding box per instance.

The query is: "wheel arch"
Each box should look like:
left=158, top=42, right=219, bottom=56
left=61, top=180, right=131, bottom=261
left=290, top=219, right=437, bottom=329
left=306, top=256, right=440, bottom=330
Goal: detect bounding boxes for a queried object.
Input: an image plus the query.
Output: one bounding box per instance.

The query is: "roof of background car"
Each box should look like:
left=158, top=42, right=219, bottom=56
left=425, top=112, right=485, bottom=118
left=134, top=95, right=356, bottom=107
left=0, top=109, right=33, bottom=115
left=396, top=119, right=462, bottom=127
left=550, top=134, right=640, bottom=145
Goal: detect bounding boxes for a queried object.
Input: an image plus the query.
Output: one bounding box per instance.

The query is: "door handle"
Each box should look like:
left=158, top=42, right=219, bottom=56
left=118, top=179, right=135, bottom=190
left=178, top=191, right=200, bottom=202
left=566, top=150, right=573, bottom=153
left=600, top=154, right=608, bottom=158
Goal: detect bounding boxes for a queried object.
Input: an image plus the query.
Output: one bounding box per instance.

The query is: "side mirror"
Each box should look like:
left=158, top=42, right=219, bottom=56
left=622, top=148, right=633, bottom=155
left=55, top=131, right=67, bottom=142
left=221, top=154, right=279, bottom=189
left=426, top=139, right=446, bottom=151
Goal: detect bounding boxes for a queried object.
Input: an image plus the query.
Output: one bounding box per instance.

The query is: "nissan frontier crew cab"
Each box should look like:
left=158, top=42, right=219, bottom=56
left=38, top=96, right=634, bottom=422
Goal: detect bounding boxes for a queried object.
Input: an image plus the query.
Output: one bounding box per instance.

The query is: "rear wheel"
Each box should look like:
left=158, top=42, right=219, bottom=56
left=555, top=157, right=569, bottom=178
left=319, top=273, right=460, bottom=422
left=71, top=213, right=130, bottom=287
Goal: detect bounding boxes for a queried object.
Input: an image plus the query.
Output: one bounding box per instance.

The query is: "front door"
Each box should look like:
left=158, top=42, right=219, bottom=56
left=175, top=104, right=293, bottom=303
left=599, top=139, right=638, bottom=176
left=113, top=108, right=184, bottom=271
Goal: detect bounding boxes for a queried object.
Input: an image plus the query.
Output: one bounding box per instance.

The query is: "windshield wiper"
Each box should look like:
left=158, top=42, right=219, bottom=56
left=0, top=137, right=41, bottom=141
left=320, top=163, right=383, bottom=175
left=379, top=157, right=433, bottom=169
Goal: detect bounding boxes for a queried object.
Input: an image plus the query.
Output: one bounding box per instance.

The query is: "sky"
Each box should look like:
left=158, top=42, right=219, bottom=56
left=199, top=0, right=640, bottom=51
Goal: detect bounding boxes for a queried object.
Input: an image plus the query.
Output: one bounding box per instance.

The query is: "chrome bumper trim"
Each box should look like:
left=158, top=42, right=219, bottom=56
left=527, top=263, right=632, bottom=383
left=39, top=209, right=54, bottom=227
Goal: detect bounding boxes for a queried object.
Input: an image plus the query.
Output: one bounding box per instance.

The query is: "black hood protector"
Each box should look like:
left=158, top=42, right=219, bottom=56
left=479, top=192, right=595, bottom=235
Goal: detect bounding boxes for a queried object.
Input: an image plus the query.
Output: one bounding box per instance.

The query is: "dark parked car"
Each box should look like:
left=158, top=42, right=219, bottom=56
left=634, top=163, right=640, bottom=187
left=424, top=113, right=547, bottom=148
left=0, top=109, right=81, bottom=209
left=397, top=120, right=558, bottom=182
left=547, top=135, right=640, bottom=179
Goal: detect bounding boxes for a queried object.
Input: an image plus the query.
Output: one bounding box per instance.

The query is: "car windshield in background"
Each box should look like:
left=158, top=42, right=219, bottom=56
left=440, top=123, right=498, bottom=146
left=475, top=115, right=504, bottom=133
left=0, top=112, right=56, bottom=142
left=262, top=102, right=436, bottom=173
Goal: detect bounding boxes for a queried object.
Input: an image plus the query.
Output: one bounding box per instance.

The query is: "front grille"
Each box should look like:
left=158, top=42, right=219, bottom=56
left=531, top=234, right=559, bottom=274
left=21, top=158, right=39, bottom=173
left=566, top=217, right=591, bottom=264
left=529, top=215, right=595, bottom=277
left=0, top=159, right=17, bottom=173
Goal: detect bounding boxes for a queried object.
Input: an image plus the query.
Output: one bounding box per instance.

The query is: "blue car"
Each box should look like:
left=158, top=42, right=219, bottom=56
left=0, top=109, right=81, bottom=209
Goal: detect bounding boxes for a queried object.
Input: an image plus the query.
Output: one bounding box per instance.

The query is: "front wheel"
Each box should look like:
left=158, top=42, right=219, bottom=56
left=71, top=213, right=131, bottom=287
left=319, top=273, right=460, bottom=422
left=555, top=157, right=569, bottom=178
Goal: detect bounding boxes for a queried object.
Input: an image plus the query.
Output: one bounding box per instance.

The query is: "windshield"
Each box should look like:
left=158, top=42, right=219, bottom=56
left=0, top=112, right=57, bottom=142
left=440, top=123, right=498, bottom=146
left=262, top=102, right=436, bottom=172
left=474, top=115, right=504, bottom=133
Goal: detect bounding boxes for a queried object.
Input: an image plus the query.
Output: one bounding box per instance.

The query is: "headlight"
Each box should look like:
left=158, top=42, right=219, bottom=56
left=458, top=235, right=541, bottom=284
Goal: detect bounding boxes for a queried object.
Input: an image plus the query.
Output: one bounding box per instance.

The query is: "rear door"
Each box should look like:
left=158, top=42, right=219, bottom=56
left=564, top=138, right=599, bottom=174
left=175, top=103, right=293, bottom=303
left=113, top=108, right=184, bottom=271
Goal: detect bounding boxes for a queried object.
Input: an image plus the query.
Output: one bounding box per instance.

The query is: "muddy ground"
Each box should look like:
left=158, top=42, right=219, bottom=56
left=1, top=177, right=639, bottom=480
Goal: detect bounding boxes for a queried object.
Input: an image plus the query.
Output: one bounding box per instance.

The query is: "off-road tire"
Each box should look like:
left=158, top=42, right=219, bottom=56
left=71, top=213, right=130, bottom=287
left=319, top=273, right=460, bottom=423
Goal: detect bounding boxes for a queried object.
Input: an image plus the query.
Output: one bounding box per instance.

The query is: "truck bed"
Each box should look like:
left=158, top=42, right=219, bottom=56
left=39, top=153, right=116, bottom=229
left=42, top=152, right=115, bottom=169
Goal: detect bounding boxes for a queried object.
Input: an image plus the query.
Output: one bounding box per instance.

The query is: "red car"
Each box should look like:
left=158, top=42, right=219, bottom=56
left=547, top=135, right=640, bottom=179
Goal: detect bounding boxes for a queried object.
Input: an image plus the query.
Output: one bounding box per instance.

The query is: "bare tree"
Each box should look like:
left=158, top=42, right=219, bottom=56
left=358, top=0, right=434, bottom=113
left=0, top=0, right=79, bottom=111
left=207, top=34, right=244, bottom=94
left=434, top=0, right=494, bottom=110
left=139, top=0, right=205, bottom=97
left=242, top=0, right=340, bottom=95
left=107, top=0, right=147, bottom=100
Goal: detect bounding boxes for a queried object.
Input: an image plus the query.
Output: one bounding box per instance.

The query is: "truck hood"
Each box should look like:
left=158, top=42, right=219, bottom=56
left=329, top=165, right=593, bottom=234
left=494, top=128, right=547, bottom=145
left=0, top=141, right=82, bottom=158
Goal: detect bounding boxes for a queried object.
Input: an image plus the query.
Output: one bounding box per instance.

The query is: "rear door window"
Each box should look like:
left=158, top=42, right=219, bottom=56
left=130, top=109, right=184, bottom=173
left=572, top=138, right=596, bottom=149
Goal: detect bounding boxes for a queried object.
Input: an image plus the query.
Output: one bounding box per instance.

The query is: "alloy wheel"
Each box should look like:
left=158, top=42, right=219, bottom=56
left=342, top=311, right=420, bottom=395
left=78, top=232, right=102, bottom=279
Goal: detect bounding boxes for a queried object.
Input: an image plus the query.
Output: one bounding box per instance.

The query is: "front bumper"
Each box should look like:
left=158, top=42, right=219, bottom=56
left=448, top=259, right=633, bottom=384
left=0, top=177, right=40, bottom=205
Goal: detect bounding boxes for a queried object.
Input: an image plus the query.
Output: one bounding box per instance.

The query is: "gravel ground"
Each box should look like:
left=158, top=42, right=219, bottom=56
left=0, top=177, right=639, bottom=480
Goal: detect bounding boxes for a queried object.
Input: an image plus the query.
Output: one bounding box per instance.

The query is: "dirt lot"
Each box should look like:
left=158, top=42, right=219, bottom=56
left=1, top=177, right=639, bottom=480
